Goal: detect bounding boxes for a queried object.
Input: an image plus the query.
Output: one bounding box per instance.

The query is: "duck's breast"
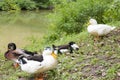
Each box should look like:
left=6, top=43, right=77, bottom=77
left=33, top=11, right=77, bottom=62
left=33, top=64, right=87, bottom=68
left=40, top=56, right=57, bottom=72
left=20, top=60, right=43, bottom=73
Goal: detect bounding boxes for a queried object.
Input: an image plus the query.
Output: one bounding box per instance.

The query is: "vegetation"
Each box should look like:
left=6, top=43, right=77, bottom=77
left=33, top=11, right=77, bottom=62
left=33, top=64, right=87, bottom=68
left=0, top=0, right=53, bottom=11
left=1, top=28, right=120, bottom=80
left=44, top=0, right=120, bottom=42
left=0, top=0, right=120, bottom=80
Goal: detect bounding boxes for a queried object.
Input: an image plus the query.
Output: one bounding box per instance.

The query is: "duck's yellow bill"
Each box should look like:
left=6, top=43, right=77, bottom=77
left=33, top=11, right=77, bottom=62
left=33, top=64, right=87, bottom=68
left=51, top=52, right=57, bottom=59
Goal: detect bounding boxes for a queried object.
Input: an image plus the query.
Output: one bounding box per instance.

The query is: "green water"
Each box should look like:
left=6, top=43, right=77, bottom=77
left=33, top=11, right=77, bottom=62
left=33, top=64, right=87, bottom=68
left=0, top=10, right=50, bottom=52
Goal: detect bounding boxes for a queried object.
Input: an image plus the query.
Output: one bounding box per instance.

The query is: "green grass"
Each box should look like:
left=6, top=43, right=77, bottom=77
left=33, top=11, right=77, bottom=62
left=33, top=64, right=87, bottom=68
left=0, top=24, right=120, bottom=80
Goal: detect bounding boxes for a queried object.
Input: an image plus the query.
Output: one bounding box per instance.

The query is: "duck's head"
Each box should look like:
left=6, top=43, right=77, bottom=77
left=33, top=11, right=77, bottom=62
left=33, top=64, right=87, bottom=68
left=43, top=47, right=53, bottom=55
left=43, top=47, right=57, bottom=58
left=69, top=41, right=79, bottom=50
left=8, top=43, right=16, bottom=51
left=89, top=18, right=97, bottom=25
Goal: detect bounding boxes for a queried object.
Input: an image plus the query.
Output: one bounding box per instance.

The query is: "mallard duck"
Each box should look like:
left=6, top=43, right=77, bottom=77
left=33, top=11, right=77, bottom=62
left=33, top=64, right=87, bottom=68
left=18, top=47, right=57, bottom=80
left=7, top=43, right=37, bottom=56
left=87, top=18, right=116, bottom=40
left=52, top=41, right=79, bottom=54
left=4, top=43, right=37, bottom=68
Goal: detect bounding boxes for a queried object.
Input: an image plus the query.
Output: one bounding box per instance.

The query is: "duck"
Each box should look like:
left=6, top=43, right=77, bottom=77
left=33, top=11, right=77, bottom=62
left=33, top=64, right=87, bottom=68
left=52, top=41, right=79, bottom=54
left=87, top=18, right=116, bottom=40
left=18, top=47, right=57, bottom=80
left=7, top=43, right=37, bottom=56
left=4, top=42, right=37, bottom=68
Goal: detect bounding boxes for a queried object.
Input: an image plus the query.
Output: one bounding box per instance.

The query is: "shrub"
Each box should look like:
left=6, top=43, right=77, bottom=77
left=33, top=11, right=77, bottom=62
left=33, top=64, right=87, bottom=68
left=103, top=0, right=120, bottom=23
left=0, top=0, right=53, bottom=11
left=0, top=0, right=20, bottom=11
left=45, top=0, right=120, bottom=43
left=32, top=0, right=53, bottom=9
left=49, top=0, right=112, bottom=35
left=44, top=31, right=63, bottom=43
left=16, top=0, right=36, bottom=10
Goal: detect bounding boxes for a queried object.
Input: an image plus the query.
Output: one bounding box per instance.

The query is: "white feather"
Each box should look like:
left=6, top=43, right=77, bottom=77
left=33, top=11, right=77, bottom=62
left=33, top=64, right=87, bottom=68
left=71, top=44, right=79, bottom=50
left=20, top=58, right=43, bottom=73
left=60, top=49, right=69, bottom=53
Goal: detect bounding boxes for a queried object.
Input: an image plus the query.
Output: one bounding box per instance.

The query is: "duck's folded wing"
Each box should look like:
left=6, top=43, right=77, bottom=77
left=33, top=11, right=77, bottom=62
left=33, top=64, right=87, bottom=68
left=27, top=55, right=44, bottom=62
left=23, top=50, right=37, bottom=56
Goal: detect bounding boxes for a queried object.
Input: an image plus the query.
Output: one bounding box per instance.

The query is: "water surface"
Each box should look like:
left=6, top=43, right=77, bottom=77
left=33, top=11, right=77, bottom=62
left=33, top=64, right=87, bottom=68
left=0, top=10, right=50, bottom=52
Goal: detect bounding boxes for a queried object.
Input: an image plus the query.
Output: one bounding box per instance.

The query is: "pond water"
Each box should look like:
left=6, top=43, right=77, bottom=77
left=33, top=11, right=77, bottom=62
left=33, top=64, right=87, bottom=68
left=0, top=10, right=51, bottom=52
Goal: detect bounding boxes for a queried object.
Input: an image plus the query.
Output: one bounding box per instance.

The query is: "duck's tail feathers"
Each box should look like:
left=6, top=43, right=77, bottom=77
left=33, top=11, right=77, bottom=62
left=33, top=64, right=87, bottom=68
left=111, top=26, right=116, bottom=30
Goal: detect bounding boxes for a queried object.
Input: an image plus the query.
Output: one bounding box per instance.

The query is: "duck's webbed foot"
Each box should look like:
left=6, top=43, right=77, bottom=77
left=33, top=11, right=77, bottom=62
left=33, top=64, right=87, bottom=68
left=13, top=62, right=19, bottom=69
left=35, top=73, right=44, bottom=80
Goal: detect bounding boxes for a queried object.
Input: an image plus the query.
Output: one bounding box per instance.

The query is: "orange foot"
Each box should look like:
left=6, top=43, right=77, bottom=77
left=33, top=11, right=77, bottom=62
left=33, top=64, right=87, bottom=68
left=94, top=36, right=100, bottom=42
left=35, top=73, right=44, bottom=80
left=13, top=63, right=19, bottom=68
left=35, top=78, right=44, bottom=80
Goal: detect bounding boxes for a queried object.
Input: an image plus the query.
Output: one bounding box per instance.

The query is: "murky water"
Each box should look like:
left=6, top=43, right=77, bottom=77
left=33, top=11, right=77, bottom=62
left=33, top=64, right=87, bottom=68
left=0, top=10, right=50, bottom=52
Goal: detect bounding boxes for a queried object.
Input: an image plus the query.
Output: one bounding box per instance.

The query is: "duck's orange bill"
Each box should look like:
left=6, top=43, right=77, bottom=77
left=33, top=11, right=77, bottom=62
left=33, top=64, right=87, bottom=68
left=51, top=52, right=57, bottom=59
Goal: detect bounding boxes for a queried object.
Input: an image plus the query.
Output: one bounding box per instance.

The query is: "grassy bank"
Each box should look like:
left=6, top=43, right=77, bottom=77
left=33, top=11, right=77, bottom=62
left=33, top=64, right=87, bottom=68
left=1, top=25, right=120, bottom=80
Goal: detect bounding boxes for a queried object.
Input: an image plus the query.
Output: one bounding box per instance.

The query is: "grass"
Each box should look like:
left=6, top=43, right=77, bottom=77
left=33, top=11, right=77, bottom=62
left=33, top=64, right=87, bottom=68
left=0, top=23, right=120, bottom=80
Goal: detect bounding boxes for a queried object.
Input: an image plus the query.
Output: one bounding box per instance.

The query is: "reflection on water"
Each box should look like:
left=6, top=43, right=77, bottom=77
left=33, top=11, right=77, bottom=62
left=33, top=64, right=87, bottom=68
left=0, top=10, right=50, bottom=52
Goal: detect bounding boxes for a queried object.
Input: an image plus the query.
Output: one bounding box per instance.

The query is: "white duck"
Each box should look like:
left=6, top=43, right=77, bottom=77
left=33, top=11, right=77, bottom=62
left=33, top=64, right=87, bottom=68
left=87, top=18, right=115, bottom=40
left=18, top=47, right=58, bottom=80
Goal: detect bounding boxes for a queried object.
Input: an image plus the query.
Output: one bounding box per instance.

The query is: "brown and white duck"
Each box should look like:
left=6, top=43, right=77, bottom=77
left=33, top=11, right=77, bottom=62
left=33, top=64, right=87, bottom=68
left=4, top=42, right=37, bottom=68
